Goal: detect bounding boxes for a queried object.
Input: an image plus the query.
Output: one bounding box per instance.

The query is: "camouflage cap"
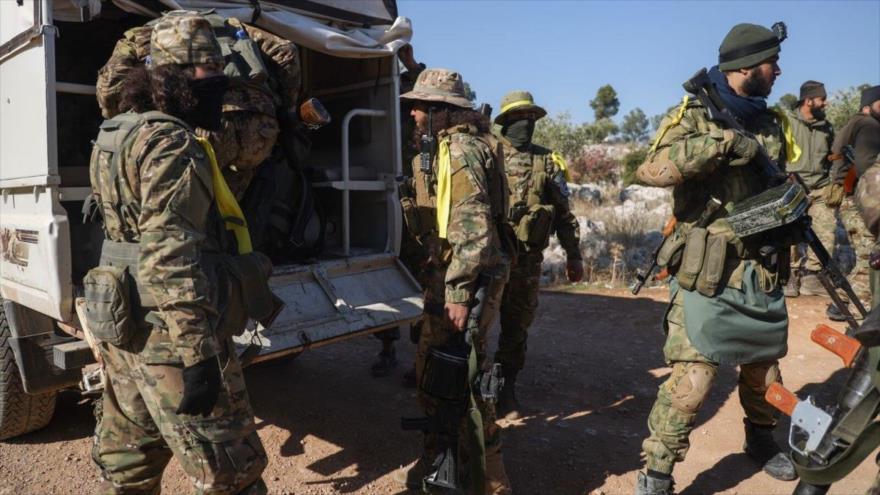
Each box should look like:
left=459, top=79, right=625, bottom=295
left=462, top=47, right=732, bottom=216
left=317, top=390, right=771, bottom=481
left=718, top=22, right=785, bottom=71
left=494, top=90, right=547, bottom=125
left=400, top=68, right=474, bottom=109
left=149, top=11, right=223, bottom=67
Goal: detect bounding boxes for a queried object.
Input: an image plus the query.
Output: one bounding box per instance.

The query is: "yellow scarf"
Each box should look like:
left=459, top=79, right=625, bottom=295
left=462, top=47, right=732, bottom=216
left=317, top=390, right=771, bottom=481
left=195, top=136, right=253, bottom=254
left=771, top=107, right=803, bottom=165
left=436, top=137, right=452, bottom=239
left=549, top=151, right=570, bottom=182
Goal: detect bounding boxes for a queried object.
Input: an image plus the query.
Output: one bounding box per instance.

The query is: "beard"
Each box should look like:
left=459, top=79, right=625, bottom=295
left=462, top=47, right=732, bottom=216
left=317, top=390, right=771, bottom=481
left=812, top=107, right=827, bottom=121
left=742, top=69, right=774, bottom=98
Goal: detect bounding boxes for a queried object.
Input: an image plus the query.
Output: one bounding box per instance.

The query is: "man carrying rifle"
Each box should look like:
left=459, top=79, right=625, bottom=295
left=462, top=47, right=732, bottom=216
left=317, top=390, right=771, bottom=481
left=393, top=68, right=512, bottom=494
left=633, top=22, right=797, bottom=495
left=826, top=86, right=880, bottom=318
left=781, top=81, right=835, bottom=298
left=491, top=90, right=583, bottom=418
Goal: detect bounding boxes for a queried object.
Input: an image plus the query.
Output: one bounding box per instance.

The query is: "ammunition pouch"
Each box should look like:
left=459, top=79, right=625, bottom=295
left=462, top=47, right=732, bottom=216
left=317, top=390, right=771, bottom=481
left=696, top=233, right=728, bottom=297
left=513, top=203, right=555, bottom=251
left=420, top=340, right=470, bottom=402
left=400, top=197, right=436, bottom=238
left=83, top=265, right=136, bottom=346
left=677, top=227, right=708, bottom=291
left=656, top=231, right=686, bottom=271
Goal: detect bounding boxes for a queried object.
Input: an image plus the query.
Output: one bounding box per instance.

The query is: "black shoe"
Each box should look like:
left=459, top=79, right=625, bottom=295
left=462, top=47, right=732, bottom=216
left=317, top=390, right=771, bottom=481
left=370, top=348, right=398, bottom=377
left=634, top=471, right=674, bottom=495
left=826, top=303, right=848, bottom=322
left=402, top=367, right=417, bottom=388
left=743, top=419, right=798, bottom=481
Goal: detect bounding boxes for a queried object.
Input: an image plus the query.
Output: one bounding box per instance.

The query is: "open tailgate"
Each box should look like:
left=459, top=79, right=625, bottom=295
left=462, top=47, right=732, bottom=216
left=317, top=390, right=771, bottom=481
left=234, top=253, right=422, bottom=362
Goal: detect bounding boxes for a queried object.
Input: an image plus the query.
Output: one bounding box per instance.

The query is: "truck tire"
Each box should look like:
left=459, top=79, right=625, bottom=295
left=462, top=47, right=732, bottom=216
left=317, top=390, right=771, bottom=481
left=0, top=302, right=57, bottom=440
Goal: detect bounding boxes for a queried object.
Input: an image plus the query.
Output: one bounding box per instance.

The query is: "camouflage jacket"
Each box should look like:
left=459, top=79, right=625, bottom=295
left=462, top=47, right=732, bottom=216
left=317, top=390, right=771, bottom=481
left=782, top=105, right=834, bottom=189
left=498, top=136, right=581, bottom=260
left=638, top=97, right=785, bottom=286
left=96, top=17, right=300, bottom=119
left=856, top=154, right=880, bottom=240
left=89, top=114, right=232, bottom=366
left=414, top=124, right=508, bottom=304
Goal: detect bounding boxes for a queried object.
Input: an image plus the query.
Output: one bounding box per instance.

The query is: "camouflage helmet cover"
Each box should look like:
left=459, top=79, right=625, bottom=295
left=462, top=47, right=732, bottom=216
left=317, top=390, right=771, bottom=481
left=494, top=90, right=547, bottom=125
left=400, top=67, right=474, bottom=109
left=149, top=11, right=223, bottom=67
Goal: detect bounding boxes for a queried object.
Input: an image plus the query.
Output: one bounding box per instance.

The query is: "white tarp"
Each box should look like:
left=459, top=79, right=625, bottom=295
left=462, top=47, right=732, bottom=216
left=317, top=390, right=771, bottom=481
left=86, top=0, right=412, bottom=58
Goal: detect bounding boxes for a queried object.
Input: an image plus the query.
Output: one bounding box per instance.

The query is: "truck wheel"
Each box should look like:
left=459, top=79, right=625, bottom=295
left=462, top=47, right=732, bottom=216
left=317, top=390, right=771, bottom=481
left=0, top=301, right=57, bottom=440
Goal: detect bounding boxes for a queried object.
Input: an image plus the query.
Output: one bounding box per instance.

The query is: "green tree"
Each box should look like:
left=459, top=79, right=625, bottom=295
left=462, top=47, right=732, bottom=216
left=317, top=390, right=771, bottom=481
left=590, top=84, right=620, bottom=120
left=533, top=111, right=591, bottom=159
left=777, top=93, right=798, bottom=109
left=583, top=117, right=619, bottom=143
left=826, top=84, right=871, bottom=130
left=621, top=107, right=650, bottom=142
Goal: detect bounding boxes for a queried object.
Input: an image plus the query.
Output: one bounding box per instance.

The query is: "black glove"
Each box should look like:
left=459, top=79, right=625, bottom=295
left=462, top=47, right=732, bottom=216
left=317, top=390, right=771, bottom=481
left=176, top=357, right=222, bottom=417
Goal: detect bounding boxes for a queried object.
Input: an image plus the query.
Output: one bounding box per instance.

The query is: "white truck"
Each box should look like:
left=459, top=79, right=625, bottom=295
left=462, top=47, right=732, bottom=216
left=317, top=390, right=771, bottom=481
left=0, top=0, right=422, bottom=440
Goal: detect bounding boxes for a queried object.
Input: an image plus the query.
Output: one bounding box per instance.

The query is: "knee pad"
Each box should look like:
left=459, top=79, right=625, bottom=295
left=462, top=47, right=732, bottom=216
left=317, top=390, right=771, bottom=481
left=739, top=361, right=781, bottom=392
left=669, top=363, right=715, bottom=414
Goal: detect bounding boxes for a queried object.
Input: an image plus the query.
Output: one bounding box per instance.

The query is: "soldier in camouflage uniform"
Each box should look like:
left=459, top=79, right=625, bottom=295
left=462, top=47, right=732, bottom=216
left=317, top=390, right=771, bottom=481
left=856, top=153, right=880, bottom=309
left=633, top=23, right=797, bottom=495
left=781, top=81, right=835, bottom=297
left=87, top=12, right=267, bottom=494
left=96, top=12, right=301, bottom=199
left=827, top=86, right=880, bottom=318
left=393, top=68, right=512, bottom=495
left=490, top=91, right=583, bottom=417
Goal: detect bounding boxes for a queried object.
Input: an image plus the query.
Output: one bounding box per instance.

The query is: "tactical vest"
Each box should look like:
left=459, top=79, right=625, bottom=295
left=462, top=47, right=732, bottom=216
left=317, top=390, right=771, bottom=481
left=504, top=144, right=559, bottom=252
left=400, top=126, right=511, bottom=258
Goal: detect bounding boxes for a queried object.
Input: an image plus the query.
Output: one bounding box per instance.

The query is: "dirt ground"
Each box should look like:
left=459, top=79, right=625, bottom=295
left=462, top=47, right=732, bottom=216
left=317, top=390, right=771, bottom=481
left=0, top=287, right=877, bottom=495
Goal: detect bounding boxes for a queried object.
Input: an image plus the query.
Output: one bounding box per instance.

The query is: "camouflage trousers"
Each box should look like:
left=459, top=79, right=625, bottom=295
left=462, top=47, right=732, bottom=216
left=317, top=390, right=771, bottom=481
left=840, top=195, right=875, bottom=307
left=199, top=111, right=279, bottom=200
left=415, top=261, right=509, bottom=455
left=791, top=188, right=838, bottom=273
left=494, top=253, right=542, bottom=373
left=93, top=324, right=267, bottom=495
left=642, top=289, right=781, bottom=475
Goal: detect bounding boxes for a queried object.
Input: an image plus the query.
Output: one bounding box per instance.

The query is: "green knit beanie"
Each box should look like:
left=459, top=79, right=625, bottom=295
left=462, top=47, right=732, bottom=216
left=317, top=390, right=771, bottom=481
left=718, top=22, right=786, bottom=71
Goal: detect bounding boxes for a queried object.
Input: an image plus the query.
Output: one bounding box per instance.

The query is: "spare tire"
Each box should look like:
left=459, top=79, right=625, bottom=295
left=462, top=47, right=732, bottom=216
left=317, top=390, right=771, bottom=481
left=0, top=300, right=57, bottom=440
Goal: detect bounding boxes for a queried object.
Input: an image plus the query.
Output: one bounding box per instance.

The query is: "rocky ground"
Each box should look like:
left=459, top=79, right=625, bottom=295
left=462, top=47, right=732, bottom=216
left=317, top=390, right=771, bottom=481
left=0, top=288, right=877, bottom=494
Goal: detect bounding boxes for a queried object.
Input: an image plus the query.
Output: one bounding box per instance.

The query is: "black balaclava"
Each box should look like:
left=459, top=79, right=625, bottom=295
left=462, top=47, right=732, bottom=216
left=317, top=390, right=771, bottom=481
left=189, top=75, right=229, bottom=131
left=502, top=118, right=535, bottom=149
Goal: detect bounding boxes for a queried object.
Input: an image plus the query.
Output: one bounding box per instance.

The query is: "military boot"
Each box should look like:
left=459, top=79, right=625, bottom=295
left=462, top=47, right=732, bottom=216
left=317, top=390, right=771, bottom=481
left=634, top=471, right=674, bottom=495
left=485, top=444, right=512, bottom=495
left=826, top=303, right=849, bottom=322
left=743, top=419, right=798, bottom=481
left=370, top=346, right=398, bottom=377
left=799, top=271, right=825, bottom=296
left=496, top=369, right=521, bottom=419
left=784, top=272, right=800, bottom=298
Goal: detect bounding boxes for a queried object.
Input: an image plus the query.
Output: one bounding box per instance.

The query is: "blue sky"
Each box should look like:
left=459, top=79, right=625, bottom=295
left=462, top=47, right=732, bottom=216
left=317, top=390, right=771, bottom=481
left=398, top=0, right=880, bottom=124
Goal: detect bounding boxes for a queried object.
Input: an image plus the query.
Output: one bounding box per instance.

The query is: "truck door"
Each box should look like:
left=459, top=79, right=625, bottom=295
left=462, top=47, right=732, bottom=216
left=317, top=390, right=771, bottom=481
left=0, top=1, right=73, bottom=322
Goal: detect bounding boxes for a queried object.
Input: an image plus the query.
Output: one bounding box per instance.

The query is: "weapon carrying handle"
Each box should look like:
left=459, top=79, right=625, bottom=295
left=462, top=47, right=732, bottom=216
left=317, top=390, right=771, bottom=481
left=765, top=382, right=798, bottom=416
left=811, top=324, right=862, bottom=368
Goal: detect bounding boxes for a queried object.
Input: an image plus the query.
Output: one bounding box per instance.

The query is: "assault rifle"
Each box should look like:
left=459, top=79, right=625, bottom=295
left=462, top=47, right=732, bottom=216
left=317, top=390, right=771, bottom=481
left=401, top=275, right=501, bottom=493
left=683, top=67, right=867, bottom=329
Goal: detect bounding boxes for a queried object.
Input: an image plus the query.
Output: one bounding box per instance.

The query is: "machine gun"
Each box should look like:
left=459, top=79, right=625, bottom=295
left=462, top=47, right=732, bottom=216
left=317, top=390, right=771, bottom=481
left=765, top=308, right=880, bottom=495
left=401, top=275, right=501, bottom=493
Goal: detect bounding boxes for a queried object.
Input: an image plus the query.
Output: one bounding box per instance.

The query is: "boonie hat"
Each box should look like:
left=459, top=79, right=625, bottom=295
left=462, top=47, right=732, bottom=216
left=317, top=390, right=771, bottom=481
left=494, top=90, right=547, bottom=125
left=400, top=68, right=474, bottom=109
left=150, top=11, right=223, bottom=67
